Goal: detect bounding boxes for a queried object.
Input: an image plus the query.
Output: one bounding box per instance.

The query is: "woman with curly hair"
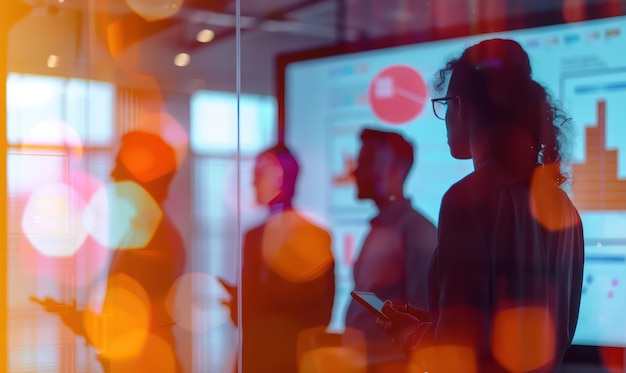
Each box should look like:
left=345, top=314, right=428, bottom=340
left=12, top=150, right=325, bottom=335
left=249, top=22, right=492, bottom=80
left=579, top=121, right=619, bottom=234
left=378, top=38, right=584, bottom=373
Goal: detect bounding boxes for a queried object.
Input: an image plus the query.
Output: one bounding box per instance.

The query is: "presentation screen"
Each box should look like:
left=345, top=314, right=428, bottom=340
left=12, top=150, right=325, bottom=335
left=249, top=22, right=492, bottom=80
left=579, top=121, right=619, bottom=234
left=283, top=16, right=626, bottom=347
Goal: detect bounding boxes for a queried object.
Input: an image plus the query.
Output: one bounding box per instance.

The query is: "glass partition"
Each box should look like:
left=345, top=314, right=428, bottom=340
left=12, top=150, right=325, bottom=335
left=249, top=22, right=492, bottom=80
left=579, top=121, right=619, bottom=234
left=3, top=0, right=240, bottom=372
left=3, top=0, right=626, bottom=372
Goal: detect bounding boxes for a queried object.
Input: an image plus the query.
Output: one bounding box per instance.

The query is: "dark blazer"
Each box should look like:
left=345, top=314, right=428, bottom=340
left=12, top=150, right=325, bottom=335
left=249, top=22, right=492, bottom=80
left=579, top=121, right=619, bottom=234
left=235, top=209, right=335, bottom=373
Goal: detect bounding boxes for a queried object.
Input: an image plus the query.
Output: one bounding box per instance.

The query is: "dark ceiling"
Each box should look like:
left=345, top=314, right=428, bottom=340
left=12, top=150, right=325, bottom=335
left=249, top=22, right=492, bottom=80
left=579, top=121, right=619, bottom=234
left=7, top=0, right=625, bottom=94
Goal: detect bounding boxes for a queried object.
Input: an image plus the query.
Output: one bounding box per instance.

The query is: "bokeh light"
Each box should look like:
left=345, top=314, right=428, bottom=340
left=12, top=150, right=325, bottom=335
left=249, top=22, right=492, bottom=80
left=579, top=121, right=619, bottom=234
left=83, top=273, right=151, bottom=360
left=492, top=306, right=555, bottom=372
left=297, top=327, right=366, bottom=373
left=100, top=333, right=178, bottom=373
left=196, top=29, right=215, bottom=43
left=20, top=120, right=84, bottom=161
left=412, top=345, right=477, bottom=373
left=126, top=0, right=183, bottom=21
left=117, top=131, right=178, bottom=184
left=47, top=54, right=59, bottom=68
left=165, top=273, right=230, bottom=333
left=21, top=182, right=88, bottom=257
left=83, top=181, right=163, bottom=250
left=174, top=52, right=191, bottom=67
left=299, top=347, right=366, bottom=373
left=261, top=210, right=334, bottom=283
left=530, top=165, right=580, bottom=231
left=18, top=170, right=109, bottom=286
left=134, top=111, right=189, bottom=168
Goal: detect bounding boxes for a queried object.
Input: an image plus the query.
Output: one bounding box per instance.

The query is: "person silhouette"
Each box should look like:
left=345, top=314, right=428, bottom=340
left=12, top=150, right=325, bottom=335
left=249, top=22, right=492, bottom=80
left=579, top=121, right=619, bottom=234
left=378, top=39, right=584, bottom=373
left=222, top=144, right=335, bottom=373
left=32, top=131, right=186, bottom=373
left=345, top=128, right=437, bottom=372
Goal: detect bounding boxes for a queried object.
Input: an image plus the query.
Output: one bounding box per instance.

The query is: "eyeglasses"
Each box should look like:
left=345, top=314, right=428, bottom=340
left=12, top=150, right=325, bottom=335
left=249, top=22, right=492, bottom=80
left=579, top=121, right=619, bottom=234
left=431, top=96, right=460, bottom=120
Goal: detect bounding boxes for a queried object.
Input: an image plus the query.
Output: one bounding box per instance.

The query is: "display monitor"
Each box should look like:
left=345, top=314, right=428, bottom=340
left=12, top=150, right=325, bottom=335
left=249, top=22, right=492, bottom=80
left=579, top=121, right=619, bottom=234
left=282, top=15, right=626, bottom=347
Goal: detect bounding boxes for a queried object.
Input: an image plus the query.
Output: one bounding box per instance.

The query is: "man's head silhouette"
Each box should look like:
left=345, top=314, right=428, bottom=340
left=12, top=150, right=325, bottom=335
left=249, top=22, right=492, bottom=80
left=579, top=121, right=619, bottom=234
left=110, top=131, right=177, bottom=202
left=353, top=128, right=414, bottom=205
left=253, top=144, right=299, bottom=206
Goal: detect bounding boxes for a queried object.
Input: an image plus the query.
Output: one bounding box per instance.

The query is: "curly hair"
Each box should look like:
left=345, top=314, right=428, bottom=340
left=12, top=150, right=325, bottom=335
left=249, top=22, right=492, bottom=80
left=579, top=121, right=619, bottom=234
left=433, top=39, right=572, bottom=186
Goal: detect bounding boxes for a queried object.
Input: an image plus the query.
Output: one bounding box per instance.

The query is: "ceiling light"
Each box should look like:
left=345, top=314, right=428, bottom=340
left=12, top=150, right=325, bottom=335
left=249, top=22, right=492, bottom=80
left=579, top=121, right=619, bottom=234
left=126, top=0, right=183, bottom=21
left=196, top=29, right=215, bottom=43
left=174, top=53, right=190, bottom=67
left=47, top=55, right=59, bottom=68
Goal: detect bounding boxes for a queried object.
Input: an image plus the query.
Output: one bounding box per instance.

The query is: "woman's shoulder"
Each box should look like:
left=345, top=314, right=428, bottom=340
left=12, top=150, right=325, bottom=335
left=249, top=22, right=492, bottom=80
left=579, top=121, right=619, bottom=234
left=442, top=171, right=486, bottom=205
left=441, top=168, right=531, bottom=212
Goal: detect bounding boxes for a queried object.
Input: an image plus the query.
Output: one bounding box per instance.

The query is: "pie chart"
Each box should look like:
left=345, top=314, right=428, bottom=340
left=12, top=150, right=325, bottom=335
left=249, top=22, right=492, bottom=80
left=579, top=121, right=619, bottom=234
left=368, top=65, right=428, bottom=125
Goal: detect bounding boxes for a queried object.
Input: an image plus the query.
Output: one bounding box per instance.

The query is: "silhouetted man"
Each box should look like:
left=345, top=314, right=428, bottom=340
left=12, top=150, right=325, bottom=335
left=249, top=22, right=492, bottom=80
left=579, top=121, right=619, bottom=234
left=33, top=131, right=186, bottom=373
left=345, top=128, right=437, bottom=372
left=223, top=144, right=335, bottom=373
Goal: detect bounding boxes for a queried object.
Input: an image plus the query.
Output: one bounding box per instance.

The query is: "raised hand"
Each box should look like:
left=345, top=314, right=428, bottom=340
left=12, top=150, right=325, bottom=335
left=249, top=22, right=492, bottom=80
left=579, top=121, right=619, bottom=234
left=30, top=296, right=86, bottom=337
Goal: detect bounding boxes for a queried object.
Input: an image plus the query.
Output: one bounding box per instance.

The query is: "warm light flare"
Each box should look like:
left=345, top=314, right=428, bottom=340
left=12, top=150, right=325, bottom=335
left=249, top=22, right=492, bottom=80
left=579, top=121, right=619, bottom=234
left=297, top=327, right=367, bottom=373
left=412, top=345, right=477, bottom=373
left=123, top=333, right=178, bottom=373
left=118, top=131, right=178, bottom=183
left=299, top=347, right=366, bottom=373
left=492, top=306, right=555, bottom=372
left=84, top=274, right=151, bottom=360
left=530, top=165, right=580, bottom=231
left=261, top=210, right=333, bottom=283
left=134, top=111, right=189, bottom=168
left=96, top=333, right=178, bottom=373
